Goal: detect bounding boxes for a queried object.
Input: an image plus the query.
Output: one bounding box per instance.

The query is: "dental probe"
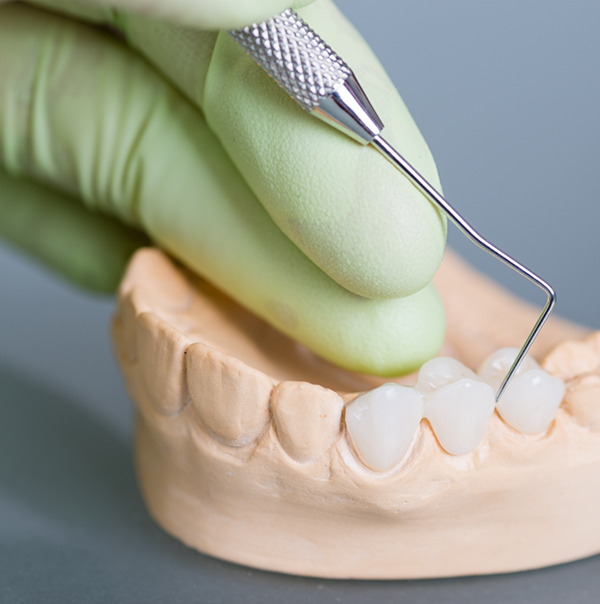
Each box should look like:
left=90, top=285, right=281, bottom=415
left=229, top=8, right=556, bottom=401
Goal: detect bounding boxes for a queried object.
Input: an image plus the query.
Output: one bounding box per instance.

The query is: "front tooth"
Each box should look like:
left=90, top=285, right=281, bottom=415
left=478, top=347, right=540, bottom=392
left=496, top=369, right=565, bottom=434
left=346, top=383, right=423, bottom=472
left=425, top=378, right=495, bottom=455
left=271, top=381, right=343, bottom=463
left=416, top=357, right=477, bottom=395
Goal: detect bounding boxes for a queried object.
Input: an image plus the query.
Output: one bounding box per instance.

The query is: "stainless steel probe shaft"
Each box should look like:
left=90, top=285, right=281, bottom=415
left=230, top=8, right=556, bottom=401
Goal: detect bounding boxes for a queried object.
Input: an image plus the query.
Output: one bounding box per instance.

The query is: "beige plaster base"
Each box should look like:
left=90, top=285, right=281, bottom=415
left=112, top=247, right=600, bottom=579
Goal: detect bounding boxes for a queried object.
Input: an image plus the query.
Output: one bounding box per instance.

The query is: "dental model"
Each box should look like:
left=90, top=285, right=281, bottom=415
left=113, top=247, right=600, bottom=579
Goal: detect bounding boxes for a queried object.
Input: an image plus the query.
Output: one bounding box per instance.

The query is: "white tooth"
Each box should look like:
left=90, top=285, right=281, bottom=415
left=346, top=383, right=424, bottom=472
left=416, top=357, right=477, bottom=395
left=496, top=369, right=566, bottom=434
left=477, top=347, right=540, bottom=392
left=425, top=378, right=495, bottom=455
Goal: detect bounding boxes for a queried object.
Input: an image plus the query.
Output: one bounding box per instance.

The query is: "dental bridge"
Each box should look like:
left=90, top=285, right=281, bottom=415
left=230, top=8, right=556, bottom=402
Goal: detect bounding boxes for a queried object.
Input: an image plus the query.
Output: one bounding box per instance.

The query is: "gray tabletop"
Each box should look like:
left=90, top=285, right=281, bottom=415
left=1, top=0, right=599, bottom=602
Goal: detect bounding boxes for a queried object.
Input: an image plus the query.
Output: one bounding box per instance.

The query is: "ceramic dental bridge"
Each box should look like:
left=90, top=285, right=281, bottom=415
left=230, top=8, right=555, bottom=399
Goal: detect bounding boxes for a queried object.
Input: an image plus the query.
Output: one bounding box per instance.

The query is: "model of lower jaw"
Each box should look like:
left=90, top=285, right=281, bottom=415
left=112, top=246, right=600, bottom=579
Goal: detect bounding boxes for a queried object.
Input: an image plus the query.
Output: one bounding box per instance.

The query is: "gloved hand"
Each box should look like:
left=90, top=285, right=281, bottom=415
left=0, top=0, right=447, bottom=376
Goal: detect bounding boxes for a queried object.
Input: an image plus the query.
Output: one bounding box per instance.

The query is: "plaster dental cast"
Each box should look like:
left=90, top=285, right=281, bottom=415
left=0, top=0, right=597, bottom=578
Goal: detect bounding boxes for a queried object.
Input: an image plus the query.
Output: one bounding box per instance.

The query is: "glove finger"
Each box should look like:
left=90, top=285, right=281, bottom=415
left=25, top=0, right=448, bottom=301
left=27, top=0, right=315, bottom=29
left=111, top=0, right=447, bottom=300
left=203, top=0, right=447, bottom=300
left=0, top=169, right=149, bottom=292
left=0, top=4, right=445, bottom=375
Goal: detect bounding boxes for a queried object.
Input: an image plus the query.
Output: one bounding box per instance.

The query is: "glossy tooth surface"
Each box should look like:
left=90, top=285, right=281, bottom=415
left=346, top=383, right=423, bottom=472
left=496, top=369, right=566, bottom=434
left=478, top=347, right=540, bottom=392
left=416, top=357, right=477, bottom=395
left=425, top=378, right=495, bottom=455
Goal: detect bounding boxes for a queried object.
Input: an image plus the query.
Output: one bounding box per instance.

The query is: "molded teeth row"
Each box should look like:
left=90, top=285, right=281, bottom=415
left=114, top=250, right=600, bottom=477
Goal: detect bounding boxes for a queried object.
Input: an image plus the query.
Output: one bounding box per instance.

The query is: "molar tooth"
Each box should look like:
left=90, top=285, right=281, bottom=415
left=563, top=374, right=600, bottom=431
left=136, top=311, right=191, bottom=416
left=425, top=378, right=495, bottom=455
left=542, top=336, right=600, bottom=382
left=496, top=369, right=566, bottom=434
left=416, top=357, right=477, bottom=395
left=346, top=384, right=423, bottom=472
left=186, top=342, right=273, bottom=446
left=115, top=286, right=154, bottom=364
left=478, top=347, right=540, bottom=392
left=271, top=382, right=343, bottom=463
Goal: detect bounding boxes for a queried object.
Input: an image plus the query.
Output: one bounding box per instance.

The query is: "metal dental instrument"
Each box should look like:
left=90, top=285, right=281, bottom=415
left=230, top=8, right=556, bottom=401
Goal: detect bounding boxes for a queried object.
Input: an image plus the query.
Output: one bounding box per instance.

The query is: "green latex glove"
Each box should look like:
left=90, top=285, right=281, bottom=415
left=0, top=0, right=447, bottom=376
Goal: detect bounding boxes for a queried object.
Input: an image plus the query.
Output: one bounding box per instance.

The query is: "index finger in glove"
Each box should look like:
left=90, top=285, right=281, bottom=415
left=202, top=0, right=447, bottom=300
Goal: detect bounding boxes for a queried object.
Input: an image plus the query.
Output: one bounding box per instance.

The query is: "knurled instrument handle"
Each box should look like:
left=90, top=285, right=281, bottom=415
left=230, top=8, right=384, bottom=144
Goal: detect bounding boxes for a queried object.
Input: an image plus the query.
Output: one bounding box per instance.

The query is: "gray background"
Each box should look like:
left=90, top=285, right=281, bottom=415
left=1, top=0, right=599, bottom=602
